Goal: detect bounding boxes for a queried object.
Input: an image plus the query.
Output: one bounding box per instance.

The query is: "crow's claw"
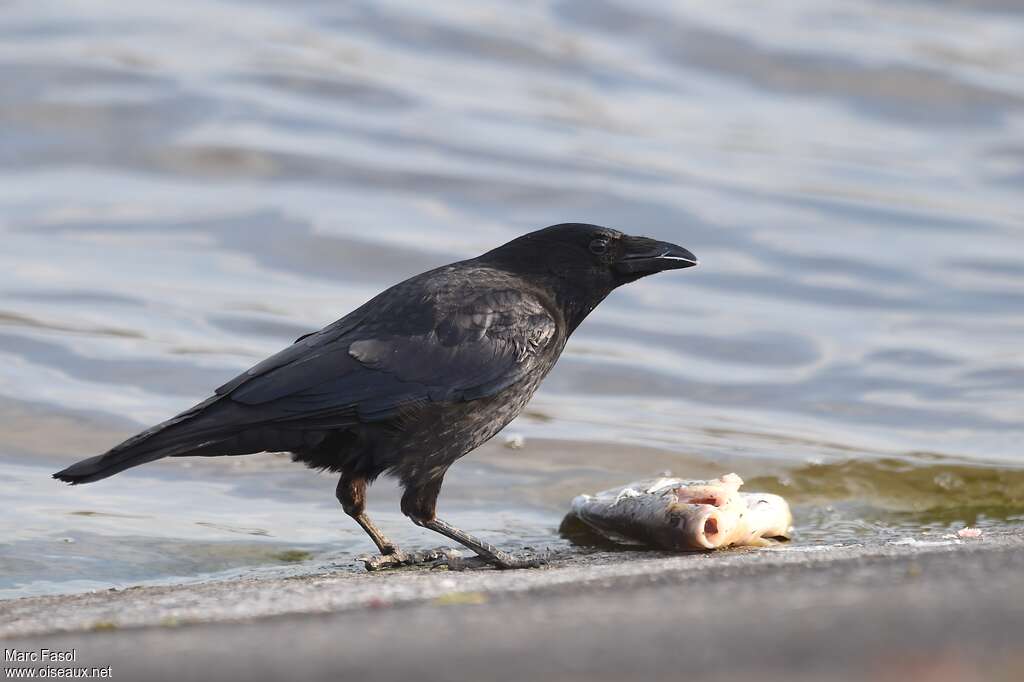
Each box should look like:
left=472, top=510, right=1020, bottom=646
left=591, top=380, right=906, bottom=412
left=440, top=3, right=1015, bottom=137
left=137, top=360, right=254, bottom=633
left=359, top=546, right=547, bottom=571
left=359, top=547, right=452, bottom=571
left=491, top=549, right=549, bottom=570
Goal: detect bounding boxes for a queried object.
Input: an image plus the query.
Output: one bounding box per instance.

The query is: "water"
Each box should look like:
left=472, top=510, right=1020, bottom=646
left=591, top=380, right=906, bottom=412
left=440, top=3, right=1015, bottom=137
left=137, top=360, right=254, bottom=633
left=2, top=0, right=1023, bottom=598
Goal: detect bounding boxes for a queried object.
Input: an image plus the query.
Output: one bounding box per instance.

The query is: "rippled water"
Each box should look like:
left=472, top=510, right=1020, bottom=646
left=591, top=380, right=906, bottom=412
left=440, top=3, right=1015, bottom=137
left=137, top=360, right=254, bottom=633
left=2, top=0, right=1024, bottom=598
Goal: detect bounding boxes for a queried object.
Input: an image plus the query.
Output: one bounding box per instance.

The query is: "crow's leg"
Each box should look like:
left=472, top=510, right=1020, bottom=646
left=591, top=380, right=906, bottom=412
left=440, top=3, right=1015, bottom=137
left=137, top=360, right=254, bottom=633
left=336, top=476, right=402, bottom=556
left=338, top=476, right=452, bottom=570
left=401, top=477, right=546, bottom=570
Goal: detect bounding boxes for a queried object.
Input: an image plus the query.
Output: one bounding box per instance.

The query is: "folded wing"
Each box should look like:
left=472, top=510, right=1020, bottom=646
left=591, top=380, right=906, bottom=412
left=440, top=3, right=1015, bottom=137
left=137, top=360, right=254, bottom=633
left=216, top=287, right=559, bottom=425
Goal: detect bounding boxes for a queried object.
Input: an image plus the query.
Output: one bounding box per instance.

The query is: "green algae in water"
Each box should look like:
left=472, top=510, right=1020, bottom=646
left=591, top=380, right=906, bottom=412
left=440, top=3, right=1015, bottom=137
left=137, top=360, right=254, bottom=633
left=272, top=549, right=313, bottom=563
left=745, top=456, right=1024, bottom=542
left=746, top=457, right=1024, bottom=514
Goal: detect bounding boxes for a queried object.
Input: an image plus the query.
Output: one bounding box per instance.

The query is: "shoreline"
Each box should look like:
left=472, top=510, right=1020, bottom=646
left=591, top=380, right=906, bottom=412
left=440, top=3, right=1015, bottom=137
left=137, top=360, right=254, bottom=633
left=4, top=529, right=1023, bottom=680
left=4, top=528, right=1021, bottom=635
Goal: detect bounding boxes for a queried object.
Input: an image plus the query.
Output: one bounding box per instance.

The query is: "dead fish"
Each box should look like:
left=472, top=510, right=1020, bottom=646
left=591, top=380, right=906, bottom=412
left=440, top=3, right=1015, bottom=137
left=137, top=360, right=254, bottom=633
left=569, top=473, right=792, bottom=551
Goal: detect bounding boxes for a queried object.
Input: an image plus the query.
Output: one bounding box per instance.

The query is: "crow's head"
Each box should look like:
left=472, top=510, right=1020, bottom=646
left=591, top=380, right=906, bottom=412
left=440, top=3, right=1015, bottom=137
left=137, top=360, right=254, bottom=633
left=479, top=223, right=697, bottom=328
left=483, top=223, right=697, bottom=283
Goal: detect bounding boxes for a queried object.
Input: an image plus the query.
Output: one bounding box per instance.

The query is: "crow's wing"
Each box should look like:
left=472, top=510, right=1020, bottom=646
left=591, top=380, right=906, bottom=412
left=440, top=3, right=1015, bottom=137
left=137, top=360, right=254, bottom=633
left=214, top=287, right=558, bottom=424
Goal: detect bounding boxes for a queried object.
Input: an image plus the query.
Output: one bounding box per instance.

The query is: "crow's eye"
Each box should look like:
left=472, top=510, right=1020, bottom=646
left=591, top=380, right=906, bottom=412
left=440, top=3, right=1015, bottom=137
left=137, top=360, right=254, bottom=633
left=589, top=237, right=609, bottom=255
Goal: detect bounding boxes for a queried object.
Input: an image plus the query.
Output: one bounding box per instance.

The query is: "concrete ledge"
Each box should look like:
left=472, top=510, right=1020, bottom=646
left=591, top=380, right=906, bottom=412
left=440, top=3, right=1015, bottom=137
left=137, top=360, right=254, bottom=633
left=4, top=529, right=1023, bottom=681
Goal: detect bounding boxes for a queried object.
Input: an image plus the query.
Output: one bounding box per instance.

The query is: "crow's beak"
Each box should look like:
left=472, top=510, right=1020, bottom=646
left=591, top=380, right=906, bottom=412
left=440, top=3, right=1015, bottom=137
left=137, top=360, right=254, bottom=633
left=615, top=236, right=699, bottom=275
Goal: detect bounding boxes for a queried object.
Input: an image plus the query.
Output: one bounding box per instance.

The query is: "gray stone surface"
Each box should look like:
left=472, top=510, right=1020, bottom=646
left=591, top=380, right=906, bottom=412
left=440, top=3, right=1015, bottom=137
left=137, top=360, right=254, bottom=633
left=3, top=530, right=1023, bottom=681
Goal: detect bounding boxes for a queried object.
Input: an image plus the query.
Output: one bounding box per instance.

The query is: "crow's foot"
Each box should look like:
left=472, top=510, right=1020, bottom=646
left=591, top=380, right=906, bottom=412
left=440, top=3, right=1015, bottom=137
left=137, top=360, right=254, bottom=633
left=486, top=548, right=549, bottom=570
left=359, top=547, right=548, bottom=571
left=360, top=547, right=454, bottom=571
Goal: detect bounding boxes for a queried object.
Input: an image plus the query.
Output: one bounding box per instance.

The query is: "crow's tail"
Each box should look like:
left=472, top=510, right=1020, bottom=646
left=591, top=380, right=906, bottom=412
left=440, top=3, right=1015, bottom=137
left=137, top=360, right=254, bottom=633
left=53, top=396, right=238, bottom=484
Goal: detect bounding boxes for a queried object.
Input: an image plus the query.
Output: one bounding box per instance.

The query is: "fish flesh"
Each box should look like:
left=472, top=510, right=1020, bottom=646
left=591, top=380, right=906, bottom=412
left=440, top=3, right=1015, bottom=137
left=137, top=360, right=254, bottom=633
left=568, top=473, right=792, bottom=550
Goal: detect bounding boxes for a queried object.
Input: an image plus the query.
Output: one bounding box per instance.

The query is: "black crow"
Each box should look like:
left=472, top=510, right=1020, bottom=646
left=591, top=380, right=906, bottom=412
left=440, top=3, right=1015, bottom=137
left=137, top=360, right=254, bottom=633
left=54, top=223, right=697, bottom=569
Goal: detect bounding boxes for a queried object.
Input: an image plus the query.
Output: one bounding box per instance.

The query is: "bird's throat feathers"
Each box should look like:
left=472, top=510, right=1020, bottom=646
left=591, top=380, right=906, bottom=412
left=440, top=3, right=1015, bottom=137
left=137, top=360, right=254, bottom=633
left=558, top=284, right=615, bottom=334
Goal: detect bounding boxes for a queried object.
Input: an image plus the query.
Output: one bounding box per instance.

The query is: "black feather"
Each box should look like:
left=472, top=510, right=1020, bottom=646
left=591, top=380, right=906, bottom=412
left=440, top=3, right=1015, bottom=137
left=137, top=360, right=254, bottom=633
left=54, top=223, right=695, bottom=504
